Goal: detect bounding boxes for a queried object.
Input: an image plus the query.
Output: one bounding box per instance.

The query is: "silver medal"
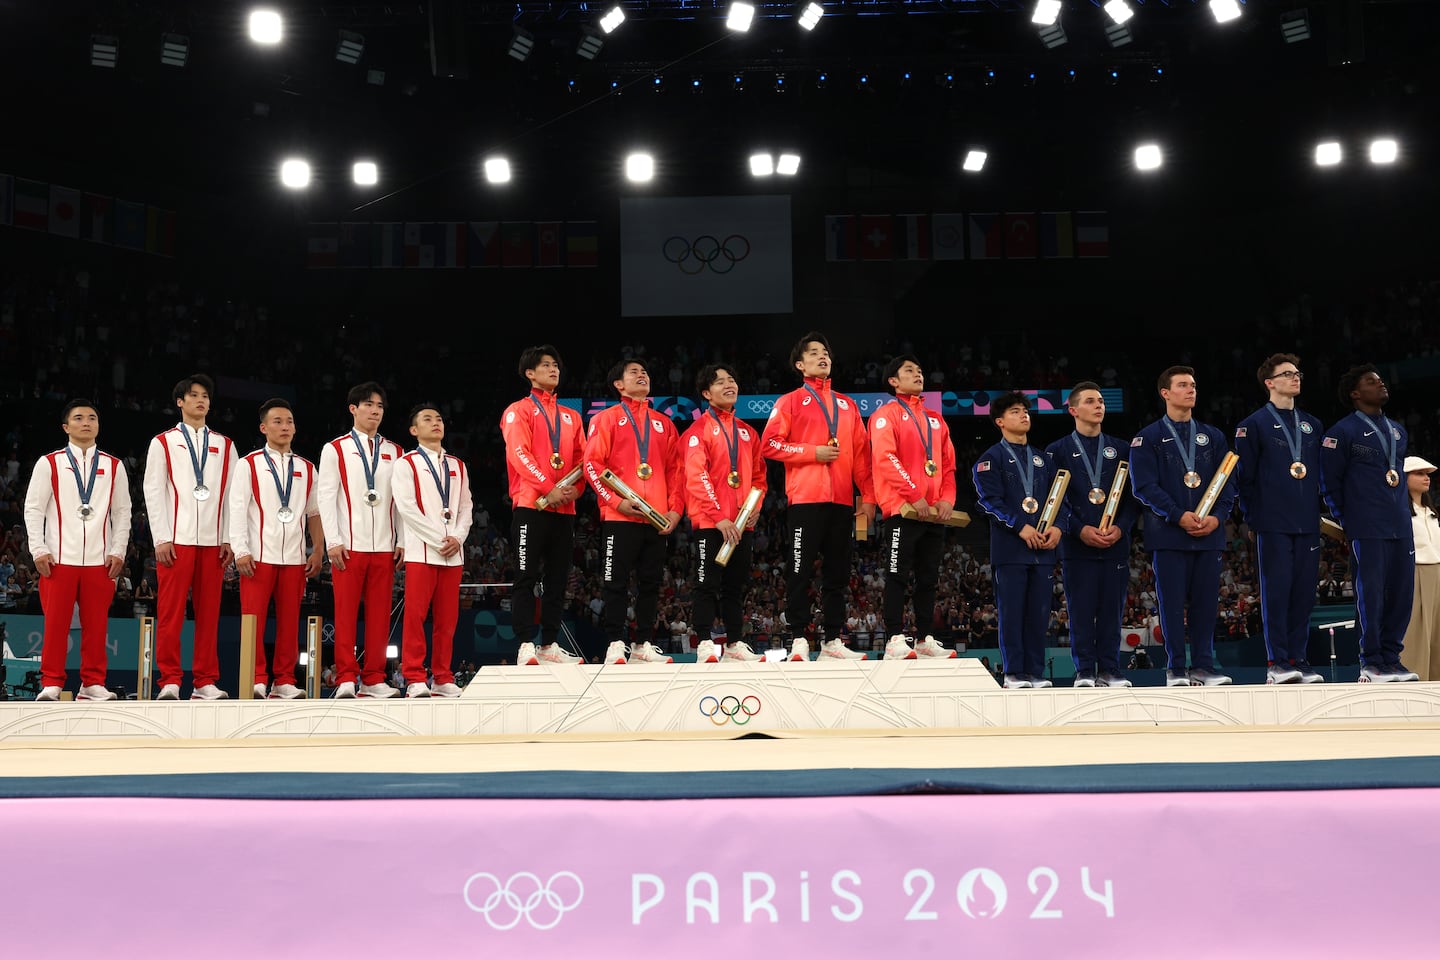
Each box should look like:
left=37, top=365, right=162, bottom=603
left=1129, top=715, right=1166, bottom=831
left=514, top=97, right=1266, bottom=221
left=277, top=506, right=295, bottom=524
left=365, top=488, right=379, bottom=506
left=78, top=503, right=95, bottom=521
left=193, top=484, right=211, bottom=502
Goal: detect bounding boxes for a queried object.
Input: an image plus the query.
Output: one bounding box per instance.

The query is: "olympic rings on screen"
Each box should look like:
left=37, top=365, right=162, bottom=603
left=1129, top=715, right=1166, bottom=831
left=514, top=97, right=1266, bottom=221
left=661, top=234, right=751, bottom=275
left=462, top=871, right=585, bottom=930
left=746, top=399, right=774, bottom=415
left=699, top=694, right=762, bottom=725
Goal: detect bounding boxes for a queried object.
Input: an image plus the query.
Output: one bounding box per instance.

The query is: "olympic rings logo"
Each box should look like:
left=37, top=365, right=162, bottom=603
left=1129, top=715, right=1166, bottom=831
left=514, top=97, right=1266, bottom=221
left=699, top=694, right=762, bottom=726
left=662, top=234, right=751, bottom=275
left=747, top=399, right=774, bottom=415
left=462, top=871, right=585, bottom=930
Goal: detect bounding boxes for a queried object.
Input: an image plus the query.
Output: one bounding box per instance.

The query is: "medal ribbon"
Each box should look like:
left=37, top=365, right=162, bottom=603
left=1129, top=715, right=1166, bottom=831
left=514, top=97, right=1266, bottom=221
left=262, top=449, right=295, bottom=511
left=624, top=401, right=653, bottom=467
left=1161, top=416, right=1198, bottom=479
left=1069, top=431, right=1104, bottom=492
left=350, top=429, right=383, bottom=492
left=1266, top=403, right=1304, bottom=468
left=64, top=446, right=100, bottom=508
left=904, top=401, right=935, bottom=469
left=419, top=449, right=452, bottom=516
left=1000, top=440, right=1036, bottom=502
left=710, top=410, right=740, bottom=478
left=529, top=393, right=564, bottom=466
left=803, top=383, right=841, bottom=443
left=180, top=424, right=210, bottom=488
left=1354, top=412, right=1397, bottom=477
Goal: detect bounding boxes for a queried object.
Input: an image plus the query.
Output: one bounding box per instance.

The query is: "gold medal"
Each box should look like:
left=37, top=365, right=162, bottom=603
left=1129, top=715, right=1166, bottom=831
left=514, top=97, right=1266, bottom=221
left=826, top=436, right=839, bottom=448
left=550, top=453, right=564, bottom=470
left=924, top=459, right=938, bottom=477
left=1088, top=487, right=1107, bottom=505
left=1021, top=496, right=1040, bottom=514
left=727, top=471, right=741, bottom=489
left=637, top=462, right=653, bottom=480
left=1183, top=471, right=1202, bottom=489
left=1386, top=469, right=1400, bottom=487
left=1290, top=461, right=1306, bottom=480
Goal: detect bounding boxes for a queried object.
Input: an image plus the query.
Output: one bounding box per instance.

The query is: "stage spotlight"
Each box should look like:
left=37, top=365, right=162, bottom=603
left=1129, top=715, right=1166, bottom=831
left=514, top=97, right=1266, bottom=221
left=1369, top=138, right=1398, bottom=164
left=797, top=2, right=824, bottom=31
left=508, top=27, right=534, bottom=62
left=1024, top=71, right=1037, bottom=87
left=1280, top=9, right=1311, bottom=43
left=1039, top=23, right=1068, bottom=48
left=249, top=9, right=283, bottom=45
left=577, top=28, right=604, bottom=60
left=91, top=34, right=118, bottom=68
left=600, top=5, right=626, bottom=34
left=775, top=73, right=788, bottom=92
left=1313, top=142, right=1341, bottom=167
left=690, top=75, right=703, bottom=93
left=939, top=71, right=955, bottom=88
left=484, top=156, right=512, bottom=183
left=815, top=71, right=827, bottom=89
left=1134, top=143, right=1163, bottom=171
left=750, top=153, right=775, bottom=177
left=367, top=69, right=386, bottom=86
left=1107, top=68, right=1120, bottom=85
left=336, top=30, right=365, bottom=64
left=963, top=150, right=987, bottom=173
left=856, top=73, right=871, bottom=90
left=1150, top=65, right=1164, bottom=82
left=1032, top=0, right=1062, bottom=26
left=1064, top=68, right=1077, bottom=83
left=727, top=2, right=756, bottom=33
left=983, top=68, right=996, bottom=86
left=160, top=34, right=189, bottom=68
left=280, top=159, right=311, bottom=189
left=732, top=72, right=745, bottom=92
left=652, top=74, right=664, bottom=93
left=777, top=153, right=801, bottom=175
left=567, top=77, right=579, bottom=93
left=1210, top=0, right=1242, bottom=24
left=1105, top=21, right=1132, bottom=47
left=1104, top=1, right=1134, bottom=26
left=626, top=152, right=655, bottom=183
left=353, top=161, right=379, bottom=185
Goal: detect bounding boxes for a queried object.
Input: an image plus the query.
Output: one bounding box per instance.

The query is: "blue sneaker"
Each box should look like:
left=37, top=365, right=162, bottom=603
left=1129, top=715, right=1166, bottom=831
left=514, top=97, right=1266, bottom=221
left=1188, top=666, right=1232, bottom=686
left=1294, top=661, right=1324, bottom=684
left=1390, top=663, right=1420, bottom=682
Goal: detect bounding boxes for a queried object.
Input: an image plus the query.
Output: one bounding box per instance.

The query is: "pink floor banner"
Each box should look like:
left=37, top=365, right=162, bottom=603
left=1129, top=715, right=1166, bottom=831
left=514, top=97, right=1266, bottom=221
left=5, top=789, right=1436, bottom=956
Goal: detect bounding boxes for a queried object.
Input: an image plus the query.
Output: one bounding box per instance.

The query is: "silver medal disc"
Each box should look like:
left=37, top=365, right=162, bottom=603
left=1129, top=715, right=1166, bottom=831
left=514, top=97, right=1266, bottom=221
left=78, top=503, right=95, bottom=521
left=277, top=506, right=295, bottom=524
left=365, top=489, right=379, bottom=506
left=193, top=484, right=211, bottom=502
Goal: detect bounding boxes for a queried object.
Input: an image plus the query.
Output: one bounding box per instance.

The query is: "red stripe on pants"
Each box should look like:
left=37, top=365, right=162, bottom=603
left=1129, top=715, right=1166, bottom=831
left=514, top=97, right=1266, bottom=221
left=330, top=551, right=396, bottom=686
left=155, top=544, right=223, bottom=688
left=38, top=564, right=116, bottom=689
left=239, top=561, right=307, bottom=686
left=402, top=562, right=461, bottom=685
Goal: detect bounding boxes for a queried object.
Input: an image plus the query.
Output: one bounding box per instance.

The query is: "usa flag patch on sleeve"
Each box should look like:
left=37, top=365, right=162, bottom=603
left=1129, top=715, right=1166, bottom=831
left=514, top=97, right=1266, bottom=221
left=1322, top=437, right=1338, bottom=449
left=1235, top=427, right=1247, bottom=438
left=977, top=461, right=991, bottom=472
left=1130, top=437, right=1144, bottom=447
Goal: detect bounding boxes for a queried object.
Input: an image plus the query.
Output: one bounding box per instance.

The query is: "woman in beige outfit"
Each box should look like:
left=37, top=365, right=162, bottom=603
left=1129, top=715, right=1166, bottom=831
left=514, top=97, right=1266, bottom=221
left=1401, top=456, right=1440, bottom=681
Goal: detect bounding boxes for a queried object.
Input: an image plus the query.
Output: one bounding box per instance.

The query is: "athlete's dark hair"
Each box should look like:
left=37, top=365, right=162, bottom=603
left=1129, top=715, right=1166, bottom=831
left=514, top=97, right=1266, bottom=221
left=518, top=345, right=563, bottom=381
left=882, top=355, right=922, bottom=395
left=788, top=331, right=832, bottom=373
left=695, top=363, right=738, bottom=395
left=1066, top=381, right=1102, bottom=409
left=1337, top=363, right=1379, bottom=408
left=1156, top=365, right=1194, bottom=394
left=61, top=398, right=98, bottom=422
left=607, top=358, right=647, bottom=396
left=347, top=381, right=386, bottom=408
left=1257, top=353, right=1301, bottom=390
left=172, top=373, right=215, bottom=404
left=990, top=391, right=1029, bottom=427
left=408, top=402, right=443, bottom=427
left=258, top=398, right=293, bottom=422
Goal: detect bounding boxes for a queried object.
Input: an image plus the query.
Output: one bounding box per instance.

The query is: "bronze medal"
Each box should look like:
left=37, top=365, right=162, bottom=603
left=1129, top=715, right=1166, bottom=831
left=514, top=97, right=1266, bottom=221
left=727, top=471, right=741, bottom=489
left=637, top=462, right=653, bottom=481
left=1290, top=461, right=1306, bottom=480
left=1386, top=469, right=1400, bottom=487
left=1088, top=487, right=1107, bottom=505
left=1183, top=471, right=1202, bottom=489
left=1021, top=496, right=1040, bottom=514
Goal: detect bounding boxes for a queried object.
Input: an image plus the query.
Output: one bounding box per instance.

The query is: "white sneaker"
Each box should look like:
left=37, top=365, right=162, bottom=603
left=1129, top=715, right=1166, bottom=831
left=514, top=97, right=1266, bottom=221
left=788, top=638, right=810, bottom=662
left=694, top=639, right=719, bottom=663
left=358, top=682, right=400, bottom=699
left=190, top=684, right=230, bottom=700
left=914, top=635, right=957, bottom=659
left=333, top=681, right=357, bottom=699
left=629, top=641, right=674, bottom=664
left=77, top=684, right=117, bottom=701
left=538, top=644, right=583, bottom=665
left=723, top=641, right=763, bottom=663
left=253, top=683, right=268, bottom=699
left=820, top=638, right=867, bottom=661
left=156, top=684, right=180, bottom=701
left=269, top=683, right=305, bottom=700
left=518, top=641, right=540, bottom=665
left=1073, top=676, right=1097, bottom=688
left=1003, top=674, right=1033, bottom=689
left=604, top=641, right=628, bottom=664
left=36, top=685, right=61, bottom=702
left=1031, top=677, right=1054, bottom=689
left=883, top=634, right=917, bottom=660
left=431, top=682, right=463, bottom=698
left=406, top=682, right=432, bottom=698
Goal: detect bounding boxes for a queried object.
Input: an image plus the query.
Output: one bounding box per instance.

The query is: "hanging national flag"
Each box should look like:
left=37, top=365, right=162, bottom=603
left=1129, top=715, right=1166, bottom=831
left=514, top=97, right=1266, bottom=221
left=372, top=222, right=404, bottom=268
left=435, top=222, right=467, bottom=268
left=114, top=200, right=146, bottom=250
left=1003, top=212, right=1038, bottom=260
left=415, top=223, right=438, bottom=268
left=338, top=222, right=371, bottom=267
left=146, top=207, right=176, bottom=257
left=1039, top=211, right=1075, bottom=259
left=968, top=213, right=1003, bottom=260
left=81, top=194, right=112, bottom=244
left=565, top=221, right=598, bottom=267
left=932, top=213, right=966, bottom=261
left=858, top=214, right=893, bottom=260
left=537, top=221, right=562, bottom=267
left=14, top=178, right=47, bottom=231
left=620, top=195, right=791, bottom=317
left=0, top=173, right=11, bottom=226
left=48, top=185, right=80, bottom=239
left=403, top=222, right=424, bottom=267
left=1075, top=210, right=1110, bottom=258
left=305, top=223, right=338, bottom=268
left=895, top=214, right=930, bottom=260
left=503, top=221, right=535, bottom=268
left=824, top=214, right=856, bottom=261
left=468, top=221, right=501, bottom=268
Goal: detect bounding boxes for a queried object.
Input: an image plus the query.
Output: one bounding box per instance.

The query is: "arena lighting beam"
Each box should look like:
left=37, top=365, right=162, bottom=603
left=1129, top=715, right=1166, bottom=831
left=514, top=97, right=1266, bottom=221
left=1031, top=0, right=1062, bottom=26
left=750, top=153, right=775, bottom=177
left=1210, top=0, right=1243, bottom=24
left=1314, top=142, right=1341, bottom=167
left=484, top=157, right=512, bottom=183
left=776, top=153, right=801, bottom=175
left=599, top=5, right=626, bottom=34
left=962, top=149, right=987, bottom=173
left=727, top=2, right=756, bottom=33
left=353, top=161, right=379, bottom=185
left=1134, top=143, right=1163, bottom=171
left=280, top=159, right=311, bottom=189
left=626, top=152, right=656, bottom=183
left=796, top=2, right=824, bottom=31
left=1369, top=138, right=1398, bottom=164
left=1103, top=0, right=1134, bottom=26
left=248, top=9, right=283, bottom=45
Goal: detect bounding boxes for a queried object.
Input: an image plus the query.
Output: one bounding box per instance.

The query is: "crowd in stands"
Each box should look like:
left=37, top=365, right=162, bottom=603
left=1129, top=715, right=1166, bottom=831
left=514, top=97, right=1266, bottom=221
left=3, top=258, right=1437, bottom=660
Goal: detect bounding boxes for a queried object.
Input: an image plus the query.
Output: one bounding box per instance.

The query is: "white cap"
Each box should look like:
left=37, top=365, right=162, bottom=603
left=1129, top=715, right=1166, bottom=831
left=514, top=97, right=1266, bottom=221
left=1404, top=456, right=1436, bottom=474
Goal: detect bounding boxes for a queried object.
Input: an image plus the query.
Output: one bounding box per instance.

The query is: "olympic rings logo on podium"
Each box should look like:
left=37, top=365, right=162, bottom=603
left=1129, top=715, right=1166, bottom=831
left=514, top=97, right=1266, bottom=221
left=662, top=235, right=751, bottom=275
left=699, top=694, right=762, bottom=725
left=462, top=871, right=585, bottom=930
